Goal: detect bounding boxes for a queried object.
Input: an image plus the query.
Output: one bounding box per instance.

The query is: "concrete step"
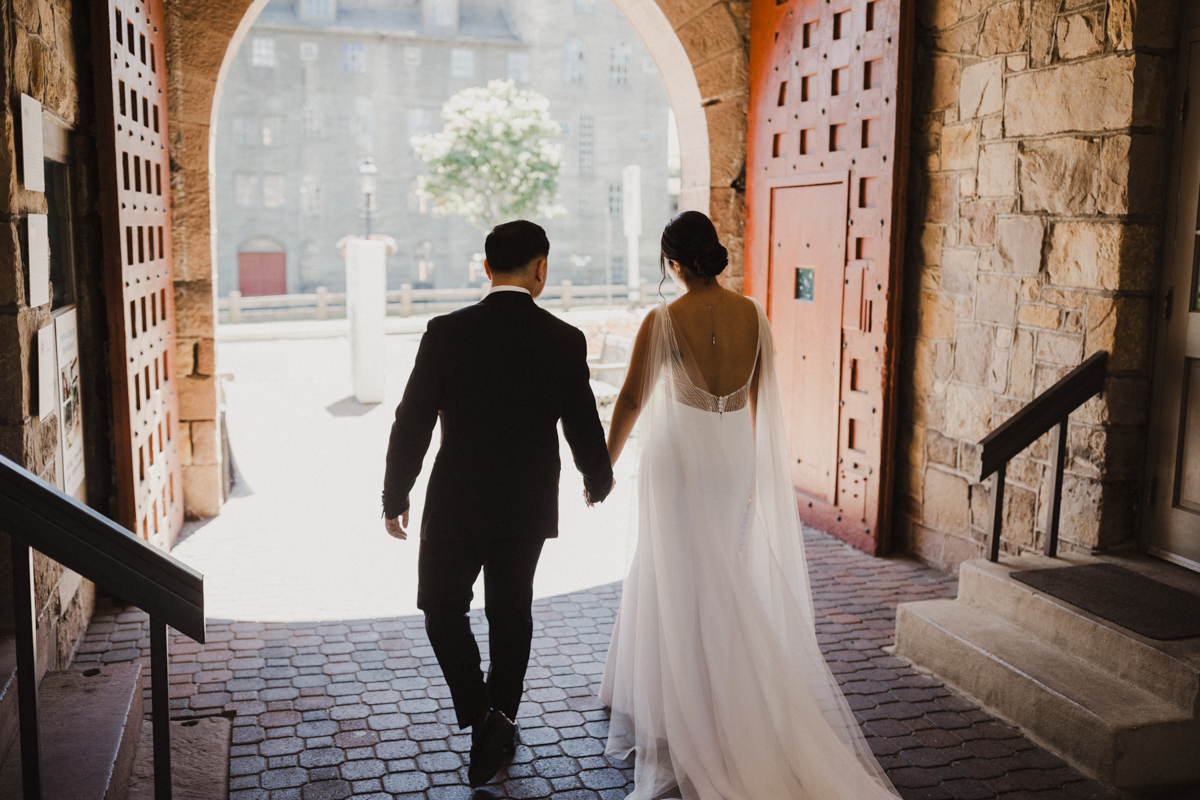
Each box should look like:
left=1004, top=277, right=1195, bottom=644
left=895, top=598, right=1200, bottom=789
left=0, top=663, right=144, bottom=800
left=956, top=557, right=1200, bottom=715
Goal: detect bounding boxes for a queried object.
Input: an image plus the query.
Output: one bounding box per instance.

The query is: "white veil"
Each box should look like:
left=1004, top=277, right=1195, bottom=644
left=600, top=299, right=898, bottom=800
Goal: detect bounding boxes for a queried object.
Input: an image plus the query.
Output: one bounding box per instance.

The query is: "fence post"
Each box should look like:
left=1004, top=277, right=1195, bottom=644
left=562, top=280, right=572, bottom=312
left=316, top=286, right=328, bottom=321
left=150, top=616, right=172, bottom=800
left=988, top=465, right=1006, bottom=563
left=13, top=538, right=42, bottom=800
left=228, top=290, right=242, bottom=325
left=400, top=284, right=413, bottom=318
left=1044, top=418, right=1068, bottom=557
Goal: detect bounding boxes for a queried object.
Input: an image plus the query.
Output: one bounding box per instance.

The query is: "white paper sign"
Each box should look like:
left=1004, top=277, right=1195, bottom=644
left=27, top=213, right=49, bottom=307
left=55, top=309, right=85, bottom=497
left=37, top=324, right=56, bottom=420
left=20, top=94, right=44, bottom=192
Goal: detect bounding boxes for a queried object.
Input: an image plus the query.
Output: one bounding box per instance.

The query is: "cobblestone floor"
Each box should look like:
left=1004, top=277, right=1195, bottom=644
left=74, top=529, right=1130, bottom=800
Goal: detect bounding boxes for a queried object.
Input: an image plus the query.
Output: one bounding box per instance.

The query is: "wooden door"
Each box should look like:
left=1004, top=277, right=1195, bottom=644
left=238, top=252, right=287, bottom=296
left=1146, top=29, right=1200, bottom=572
left=746, top=0, right=912, bottom=554
left=91, top=0, right=183, bottom=546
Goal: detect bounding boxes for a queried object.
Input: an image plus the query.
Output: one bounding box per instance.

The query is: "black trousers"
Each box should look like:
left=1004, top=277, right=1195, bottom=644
left=417, top=535, right=545, bottom=729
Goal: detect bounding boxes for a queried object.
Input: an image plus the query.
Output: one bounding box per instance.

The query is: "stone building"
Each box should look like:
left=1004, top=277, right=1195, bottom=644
left=2, top=0, right=1200, bottom=791
left=215, top=0, right=673, bottom=296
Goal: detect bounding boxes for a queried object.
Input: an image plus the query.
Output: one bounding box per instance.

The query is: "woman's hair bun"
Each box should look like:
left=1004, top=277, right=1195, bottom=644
left=694, top=240, right=728, bottom=277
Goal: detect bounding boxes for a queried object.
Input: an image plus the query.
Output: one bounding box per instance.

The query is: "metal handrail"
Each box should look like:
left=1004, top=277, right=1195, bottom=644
left=974, top=351, right=1108, bottom=562
left=1, top=453, right=205, bottom=800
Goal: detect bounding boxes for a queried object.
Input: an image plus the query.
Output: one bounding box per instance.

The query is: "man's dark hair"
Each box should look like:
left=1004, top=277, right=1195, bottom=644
left=485, top=220, right=550, bottom=274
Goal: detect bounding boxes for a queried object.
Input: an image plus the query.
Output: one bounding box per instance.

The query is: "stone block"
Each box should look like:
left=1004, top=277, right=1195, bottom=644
left=176, top=338, right=197, bottom=377
left=923, top=468, right=970, bottom=535
left=975, top=275, right=1017, bottom=325
left=926, top=175, right=955, bottom=223
left=1018, top=137, right=1099, bottom=215
left=1107, top=0, right=1135, bottom=50
left=960, top=200, right=996, bottom=246
left=918, top=0, right=961, bottom=33
left=1132, top=55, right=1172, bottom=129
left=1056, top=8, right=1106, bottom=60
left=175, top=279, right=216, bottom=338
left=941, top=121, right=978, bottom=172
left=703, top=100, right=748, bottom=186
left=676, top=4, right=743, bottom=68
left=178, top=374, right=217, bottom=420
left=942, top=534, right=983, bottom=572
left=1001, top=482, right=1038, bottom=547
left=944, top=382, right=994, bottom=440
left=909, top=523, right=946, bottom=567
left=1030, top=0, right=1058, bottom=67
left=1005, top=56, right=1135, bottom=137
left=182, top=463, right=221, bottom=519
left=1084, top=295, right=1150, bottom=371
left=954, top=322, right=996, bottom=386
left=178, top=421, right=194, bottom=466
left=694, top=49, right=748, bottom=101
left=196, top=338, right=216, bottom=376
left=1045, top=222, right=1158, bottom=292
left=979, top=1, right=1025, bottom=56
left=1018, top=304, right=1059, bottom=329
left=190, top=419, right=219, bottom=466
left=1099, top=134, right=1167, bottom=216
left=1035, top=330, right=1083, bottom=366
left=1058, top=473, right=1102, bottom=548
left=960, top=59, right=1003, bottom=118
left=933, top=18, right=983, bottom=54
left=977, top=142, right=1017, bottom=197
left=995, top=216, right=1044, bottom=275
left=918, top=225, right=943, bottom=266
left=920, top=292, right=957, bottom=339
left=927, top=430, right=958, bottom=468
left=1009, top=329, right=1035, bottom=399
left=941, top=249, right=978, bottom=295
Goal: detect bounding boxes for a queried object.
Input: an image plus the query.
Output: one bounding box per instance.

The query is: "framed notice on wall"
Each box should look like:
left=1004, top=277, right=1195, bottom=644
left=54, top=308, right=86, bottom=500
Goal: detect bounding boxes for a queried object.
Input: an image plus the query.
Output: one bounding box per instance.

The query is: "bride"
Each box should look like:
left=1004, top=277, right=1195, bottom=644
left=598, top=211, right=900, bottom=799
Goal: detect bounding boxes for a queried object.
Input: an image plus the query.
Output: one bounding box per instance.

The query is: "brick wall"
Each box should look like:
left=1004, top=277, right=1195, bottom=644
left=897, top=0, right=1180, bottom=573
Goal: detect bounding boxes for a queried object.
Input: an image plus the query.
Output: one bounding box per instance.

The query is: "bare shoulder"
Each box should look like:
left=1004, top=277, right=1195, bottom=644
left=727, top=291, right=760, bottom=329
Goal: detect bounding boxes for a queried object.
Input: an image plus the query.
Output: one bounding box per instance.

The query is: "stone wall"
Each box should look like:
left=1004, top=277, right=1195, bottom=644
left=1, top=0, right=108, bottom=678
left=898, top=0, right=1180, bottom=573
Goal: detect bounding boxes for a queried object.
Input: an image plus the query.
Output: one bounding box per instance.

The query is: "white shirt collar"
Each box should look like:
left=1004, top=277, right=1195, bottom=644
left=487, top=285, right=532, bottom=296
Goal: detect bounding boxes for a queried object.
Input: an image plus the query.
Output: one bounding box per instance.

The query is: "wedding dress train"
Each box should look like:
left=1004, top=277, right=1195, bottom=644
left=599, top=299, right=899, bottom=800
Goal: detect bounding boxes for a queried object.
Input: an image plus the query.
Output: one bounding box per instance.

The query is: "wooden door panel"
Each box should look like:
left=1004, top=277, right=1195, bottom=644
left=91, top=0, right=182, bottom=546
left=746, top=0, right=912, bottom=554
left=239, top=252, right=287, bottom=296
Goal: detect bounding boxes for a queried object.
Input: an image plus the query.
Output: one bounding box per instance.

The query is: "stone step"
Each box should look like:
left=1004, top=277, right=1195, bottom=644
left=956, top=556, right=1200, bottom=715
left=0, top=664, right=144, bottom=800
left=895, top=598, right=1200, bottom=789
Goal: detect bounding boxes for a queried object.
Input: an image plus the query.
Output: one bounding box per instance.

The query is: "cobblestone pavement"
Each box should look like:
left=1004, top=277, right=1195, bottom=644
left=74, top=529, right=1130, bottom=800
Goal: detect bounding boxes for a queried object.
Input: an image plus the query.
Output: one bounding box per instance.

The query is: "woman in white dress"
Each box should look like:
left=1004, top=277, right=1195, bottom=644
left=598, top=211, right=900, bottom=800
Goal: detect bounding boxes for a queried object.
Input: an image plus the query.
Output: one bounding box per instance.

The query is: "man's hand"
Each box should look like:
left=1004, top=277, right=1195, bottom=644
left=385, top=510, right=410, bottom=540
left=584, top=477, right=616, bottom=507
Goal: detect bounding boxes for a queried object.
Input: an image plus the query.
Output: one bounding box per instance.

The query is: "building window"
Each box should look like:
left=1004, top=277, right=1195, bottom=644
left=404, top=47, right=422, bottom=66
left=302, top=0, right=333, bottom=18
left=563, top=38, right=585, bottom=83
left=251, top=37, right=276, bottom=68
left=608, top=182, right=622, bottom=217
left=575, top=0, right=595, bottom=12
left=559, top=122, right=572, bottom=136
left=342, top=42, right=366, bottom=73
left=300, top=42, right=319, bottom=61
left=428, top=0, right=457, bottom=27
left=508, top=52, right=530, bottom=84
left=610, top=41, right=629, bottom=85
left=579, top=112, right=595, bottom=175
left=407, top=108, right=435, bottom=139
left=355, top=96, right=374, bottom=143
left=450, top=48, right=475, bottom=79
left=302, top=98, right=322, bottom=139
left=232, top=116, right=258, bottom=145
left=263, top=175, right=286, bottom=208
left=609, top=255, right=626, bottom=285
left=235, top=173, right=259, bottom=207
left=408, top=177, right=429, bottom=213
left=300, top=175, right=321, bottom=214
left=261, top=116, right=285, bottom=147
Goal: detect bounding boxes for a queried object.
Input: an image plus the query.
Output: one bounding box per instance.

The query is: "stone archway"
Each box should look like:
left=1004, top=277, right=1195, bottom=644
left=162, top=0, right=748, bottom=517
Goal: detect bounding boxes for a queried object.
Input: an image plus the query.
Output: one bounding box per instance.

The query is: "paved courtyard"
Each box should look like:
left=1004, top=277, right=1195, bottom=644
left=74, top=528, right=1131, bottom=800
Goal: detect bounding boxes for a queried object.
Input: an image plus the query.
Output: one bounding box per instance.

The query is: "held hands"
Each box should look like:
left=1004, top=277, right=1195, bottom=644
left=385, top=510, right=410, bottom=540
left=584, top=477, right=616, bottom=508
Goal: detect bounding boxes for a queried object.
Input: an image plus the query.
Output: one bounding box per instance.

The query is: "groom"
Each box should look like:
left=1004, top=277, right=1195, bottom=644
left=382, top=220, right=614, bottom=787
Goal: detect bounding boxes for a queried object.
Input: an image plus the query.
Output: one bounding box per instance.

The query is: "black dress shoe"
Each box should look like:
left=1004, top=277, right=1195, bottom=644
left=468, top=709, right=517, bottom=788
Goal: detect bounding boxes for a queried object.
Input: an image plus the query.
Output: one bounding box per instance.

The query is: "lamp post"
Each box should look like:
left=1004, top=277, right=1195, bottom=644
left=357, top=157, right=378, bottom=237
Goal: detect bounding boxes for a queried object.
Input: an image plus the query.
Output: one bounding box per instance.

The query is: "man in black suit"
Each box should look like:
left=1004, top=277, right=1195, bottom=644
left=382, top=220, right=614, bottom=787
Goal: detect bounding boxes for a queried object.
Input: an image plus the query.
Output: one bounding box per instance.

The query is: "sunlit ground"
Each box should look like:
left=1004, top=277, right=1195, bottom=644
left=173, top=323, right=640, bottom=622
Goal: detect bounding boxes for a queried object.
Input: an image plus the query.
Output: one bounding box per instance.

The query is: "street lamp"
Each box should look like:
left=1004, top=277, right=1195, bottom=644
left=357, top=157, right=378, bottom=237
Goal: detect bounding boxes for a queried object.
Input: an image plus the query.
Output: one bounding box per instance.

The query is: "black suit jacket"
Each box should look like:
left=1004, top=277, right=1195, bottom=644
left=382, top=290, right=614, bottom=542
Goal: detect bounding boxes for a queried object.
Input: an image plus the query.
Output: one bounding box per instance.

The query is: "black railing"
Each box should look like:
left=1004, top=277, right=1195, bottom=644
left=0, top=454, right=206, bottom=800
left=975, top=351, right=1108, bottom=562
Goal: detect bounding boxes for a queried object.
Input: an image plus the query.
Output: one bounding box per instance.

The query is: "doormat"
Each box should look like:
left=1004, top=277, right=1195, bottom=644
left=1011, top=563, right=1200, bottom=640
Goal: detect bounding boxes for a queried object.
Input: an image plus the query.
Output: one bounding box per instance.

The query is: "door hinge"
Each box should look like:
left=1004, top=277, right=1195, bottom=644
left=1164, top=286, right=1175, bottom=321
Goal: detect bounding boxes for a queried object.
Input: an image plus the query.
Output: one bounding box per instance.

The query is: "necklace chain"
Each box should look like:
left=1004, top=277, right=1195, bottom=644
left=701, top=289, right=724, bottom=346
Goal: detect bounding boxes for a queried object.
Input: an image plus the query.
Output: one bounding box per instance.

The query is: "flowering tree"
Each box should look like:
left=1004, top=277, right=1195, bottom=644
left=412, top=80, right=566, bottom=232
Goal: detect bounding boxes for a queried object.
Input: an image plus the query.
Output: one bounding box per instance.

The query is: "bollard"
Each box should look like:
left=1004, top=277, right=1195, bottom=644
left=229, top=290, right=242, bottom=324
left=561, top=280, right=573, bottom=312
left=345, top=238, right=387, bottom=404
left=316, top=286, right=328, bottom=320
left=400, top=283, right=413, bottom=318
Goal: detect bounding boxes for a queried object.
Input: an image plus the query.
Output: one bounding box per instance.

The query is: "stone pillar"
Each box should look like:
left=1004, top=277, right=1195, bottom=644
left=345, top=239, right=387, bottom=404
left=562, top=280, right=573, bottom=312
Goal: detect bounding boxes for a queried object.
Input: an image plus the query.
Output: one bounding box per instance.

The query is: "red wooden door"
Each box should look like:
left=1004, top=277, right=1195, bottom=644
left=746, top=0, right=912, bottom=554
left=91, top=0, right=182, bottom=545
left=238, top=252, right=287, bottom=296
